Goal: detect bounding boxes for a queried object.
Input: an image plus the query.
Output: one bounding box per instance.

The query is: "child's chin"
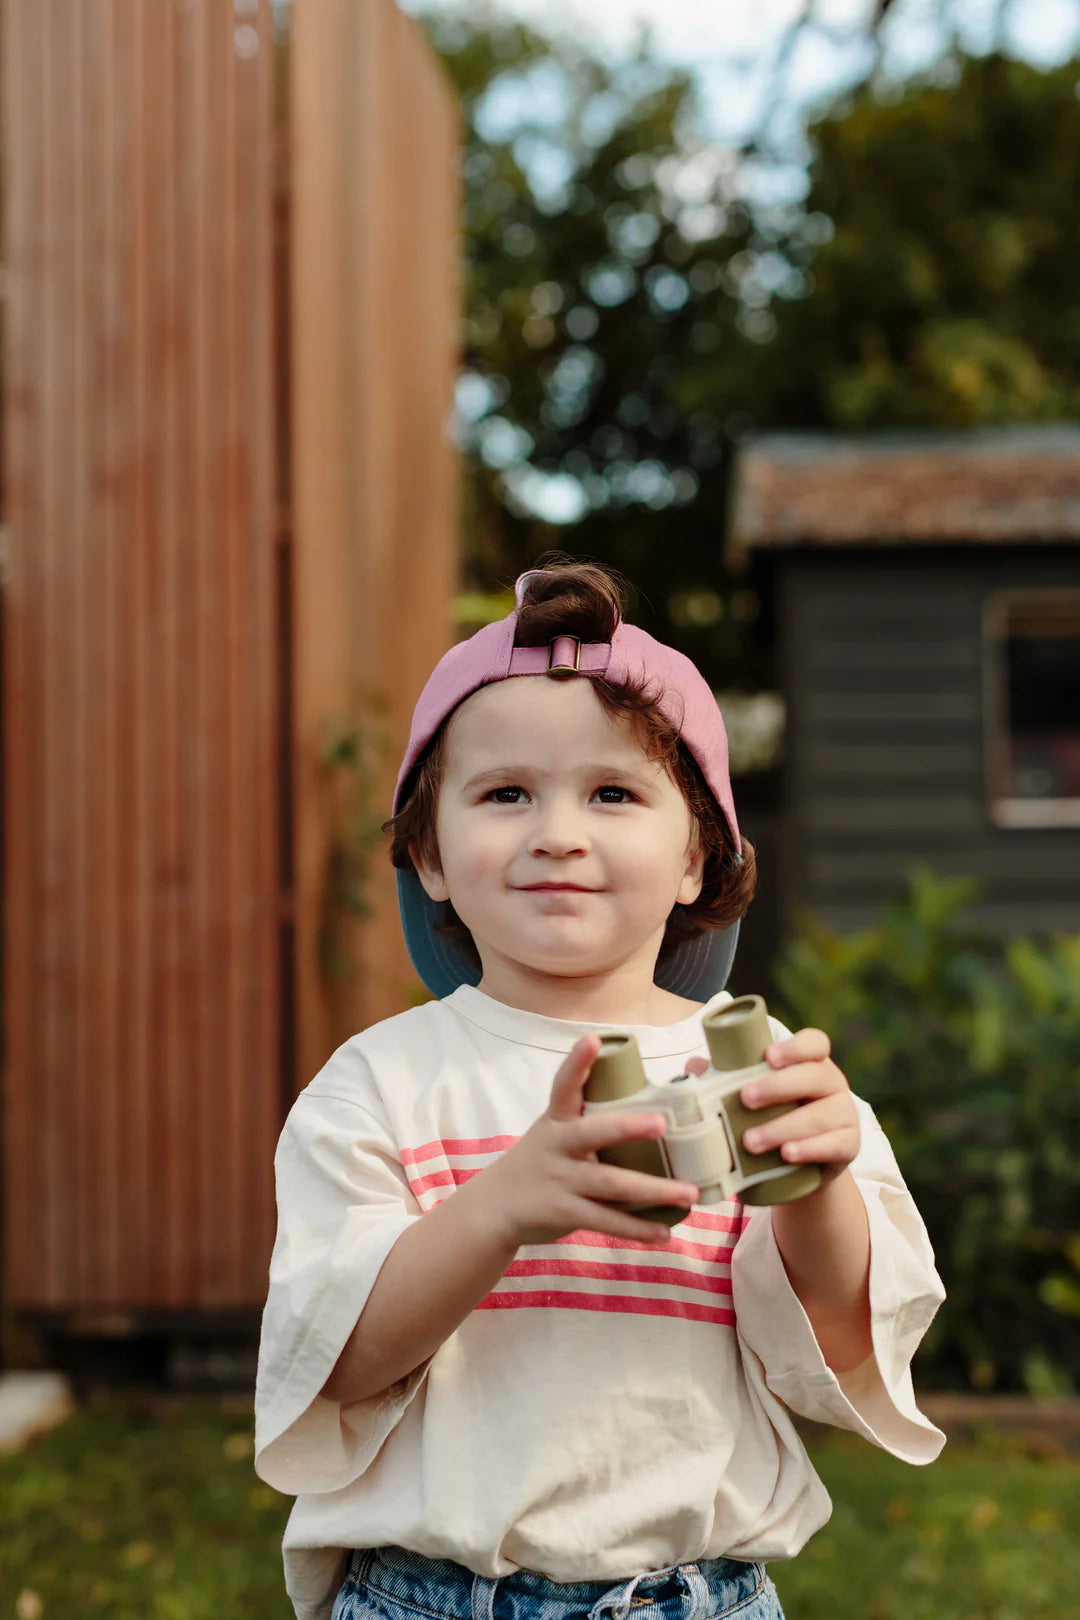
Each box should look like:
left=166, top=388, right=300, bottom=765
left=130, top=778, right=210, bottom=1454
left=516, top=941, right=641, bottom=978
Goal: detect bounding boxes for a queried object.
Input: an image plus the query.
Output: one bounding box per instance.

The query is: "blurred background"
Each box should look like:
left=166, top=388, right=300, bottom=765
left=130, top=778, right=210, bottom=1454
left=1, top=0, right=1079, bottom=1615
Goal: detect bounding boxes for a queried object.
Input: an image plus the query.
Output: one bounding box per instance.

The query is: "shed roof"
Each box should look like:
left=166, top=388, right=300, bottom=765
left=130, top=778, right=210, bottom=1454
left=729, top=424, right=1080, bottom=562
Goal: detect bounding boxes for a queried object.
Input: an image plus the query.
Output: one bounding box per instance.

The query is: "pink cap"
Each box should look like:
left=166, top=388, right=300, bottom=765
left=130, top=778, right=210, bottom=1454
left=394, top=573, right=740, bottom=849
left=392, top=571, right=743, bottom=1001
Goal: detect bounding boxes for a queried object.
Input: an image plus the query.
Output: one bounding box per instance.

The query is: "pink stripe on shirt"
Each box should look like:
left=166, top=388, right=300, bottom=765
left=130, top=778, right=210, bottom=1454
left=503, top=1255, right=733, bottom=1297
left=476, top=1290, right=735, bottom=1327
left=401, top=1135, right=519, bottom=1166
left=399, top=1134, right=747, bottom=1326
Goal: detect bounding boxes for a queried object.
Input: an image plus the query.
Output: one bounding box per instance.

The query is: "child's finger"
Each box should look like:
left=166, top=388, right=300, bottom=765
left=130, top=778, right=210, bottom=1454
left=741, top=1059, right=843, bottom=1110
left=778, top=1127, right=860, bottom=1167
left=765, top=1028, right=831, bottom=1066
left=546, top=1035, right=602, bottom=1120
left=571, top=1205, right=678, bottom=1246
left=569, top=1108, right=669, bottom=1156
left=580, top=1160, right=698, bottom=1210
left=743, top=1099, right=852, bottom=1156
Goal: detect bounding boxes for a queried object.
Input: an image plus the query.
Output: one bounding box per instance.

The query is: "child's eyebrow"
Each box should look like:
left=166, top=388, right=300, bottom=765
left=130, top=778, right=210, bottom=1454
left=461, top=765, right=551, bottom=792
left=461, top=767, right=526, bottom=791
left=460, top=762, right=654, bottom=792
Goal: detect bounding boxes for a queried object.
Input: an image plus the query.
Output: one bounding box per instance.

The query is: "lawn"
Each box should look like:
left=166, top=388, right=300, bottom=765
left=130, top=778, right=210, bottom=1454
left=773, top=1425, right=1078, bottom=1620
left=1, top=1397, right=1077, bottom=1620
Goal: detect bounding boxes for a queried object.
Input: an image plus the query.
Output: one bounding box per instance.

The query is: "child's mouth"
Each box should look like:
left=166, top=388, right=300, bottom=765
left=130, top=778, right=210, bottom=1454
left=519, top=883, right=596, bottom=893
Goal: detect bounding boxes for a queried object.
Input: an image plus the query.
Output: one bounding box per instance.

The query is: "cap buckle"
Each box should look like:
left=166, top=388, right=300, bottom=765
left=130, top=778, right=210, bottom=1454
left=547, top=635, right=581, bottom=679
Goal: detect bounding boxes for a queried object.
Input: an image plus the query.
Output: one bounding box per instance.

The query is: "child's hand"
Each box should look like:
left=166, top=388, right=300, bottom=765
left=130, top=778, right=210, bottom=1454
left=475, top=1035, right=698, bottom=1250
left=736, top=1027, right=860, bottom=1185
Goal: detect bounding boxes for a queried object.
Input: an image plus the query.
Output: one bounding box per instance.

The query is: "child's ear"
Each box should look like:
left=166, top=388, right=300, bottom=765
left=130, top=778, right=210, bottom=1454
left=410, top=844, right=450, bottom=904
left=676, top=836, right=706, bottom=907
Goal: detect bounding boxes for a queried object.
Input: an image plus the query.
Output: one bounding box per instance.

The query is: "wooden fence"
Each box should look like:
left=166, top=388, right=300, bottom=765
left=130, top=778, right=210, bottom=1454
left=290, top=0, right=460, bottom=1080
left=2, top=0, right=459, bottom=1320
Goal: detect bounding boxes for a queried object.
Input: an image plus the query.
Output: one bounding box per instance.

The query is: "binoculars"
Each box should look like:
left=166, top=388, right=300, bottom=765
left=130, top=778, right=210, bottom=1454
left=583, top=994, right=822, bottom=1226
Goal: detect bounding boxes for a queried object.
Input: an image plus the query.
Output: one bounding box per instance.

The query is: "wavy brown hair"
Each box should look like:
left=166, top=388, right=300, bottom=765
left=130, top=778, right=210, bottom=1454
left=385, top=562, right=756, bottom=969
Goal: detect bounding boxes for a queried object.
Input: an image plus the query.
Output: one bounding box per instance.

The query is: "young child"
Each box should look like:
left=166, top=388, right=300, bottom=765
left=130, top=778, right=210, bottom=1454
left=254, top=563, right=945, bottom=1620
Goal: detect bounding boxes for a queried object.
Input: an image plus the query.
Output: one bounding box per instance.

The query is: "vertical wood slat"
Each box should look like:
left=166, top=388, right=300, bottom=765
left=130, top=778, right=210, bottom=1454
left=2, top=0, right=458, bottom=1313
left=3, top=0, right=280, bottom=1309
left=70, top=0, right=92, bottom=1304
left=3, top=0, right=37, bottom=1297
left=291, top=0, right=460, bottom=1085
left=353, top=3, right=461, bottom=1032
left=290, top=0, right=358, bottom=1092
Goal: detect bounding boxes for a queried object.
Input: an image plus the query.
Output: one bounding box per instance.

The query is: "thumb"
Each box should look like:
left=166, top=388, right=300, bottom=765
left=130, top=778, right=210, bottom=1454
left=547, top=1035, right=601, bottom=1121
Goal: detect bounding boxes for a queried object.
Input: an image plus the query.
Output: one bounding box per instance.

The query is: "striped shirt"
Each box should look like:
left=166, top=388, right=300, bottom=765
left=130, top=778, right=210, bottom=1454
left=401, top=1132, right=744, bottom=1327
left=254, top=985, right=945, bottom=1620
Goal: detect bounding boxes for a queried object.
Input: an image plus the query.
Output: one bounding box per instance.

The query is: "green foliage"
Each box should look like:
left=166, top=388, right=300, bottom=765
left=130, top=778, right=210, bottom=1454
left=724, top=52, right=1080, bottom=430
left=420, top=6, right=763, bottom=689
left=3, top=1399, right=1079, bottom=1619
left=319, top=699, right=392, bottom=982
left=452, top=588, right=517, bottom=633
left=417, top=14, right=1080, bottom=692
left=774, top=870, right=1080, bottom=1395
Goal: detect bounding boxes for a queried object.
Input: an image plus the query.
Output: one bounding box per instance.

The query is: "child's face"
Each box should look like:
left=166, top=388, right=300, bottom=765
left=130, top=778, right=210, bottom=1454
left=412, top=676, right=705, bottom=994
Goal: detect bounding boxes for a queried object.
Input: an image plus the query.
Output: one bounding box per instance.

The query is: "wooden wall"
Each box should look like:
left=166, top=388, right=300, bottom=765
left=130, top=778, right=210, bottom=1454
left=3, top=0, right=280, bottom=1311
left=778, top=547, right=1080, bottom=937
left=290, top=0, right=460, bottom=1084
left=2, top=0, right=459, bottom=1315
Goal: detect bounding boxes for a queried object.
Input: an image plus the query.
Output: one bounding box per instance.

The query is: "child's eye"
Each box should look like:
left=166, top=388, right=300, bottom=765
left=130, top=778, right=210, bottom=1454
left=594, top=785, right=636, bottom=804
left=485, top=786, right=526, bottom=804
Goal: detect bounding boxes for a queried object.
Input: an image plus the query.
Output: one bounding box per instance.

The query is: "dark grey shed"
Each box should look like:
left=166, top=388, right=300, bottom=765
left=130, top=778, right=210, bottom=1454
left=730, top=426, right=1080, bottom=939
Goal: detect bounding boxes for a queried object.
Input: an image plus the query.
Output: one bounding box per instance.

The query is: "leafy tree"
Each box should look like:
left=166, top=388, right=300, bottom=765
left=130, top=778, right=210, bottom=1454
left=754, top=51, right=1080, bottom=427
left=422, top=8, right=765, bottom=688
left=421, top=11, right=1080, bottom=688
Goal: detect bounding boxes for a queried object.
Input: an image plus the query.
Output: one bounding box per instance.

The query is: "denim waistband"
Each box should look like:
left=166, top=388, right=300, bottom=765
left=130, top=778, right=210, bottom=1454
left=346, top=1543, right=766, bottom=1620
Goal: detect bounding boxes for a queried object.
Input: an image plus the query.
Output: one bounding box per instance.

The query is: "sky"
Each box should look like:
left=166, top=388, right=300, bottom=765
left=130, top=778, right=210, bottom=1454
left=402, top=0, right=1080, bottom=147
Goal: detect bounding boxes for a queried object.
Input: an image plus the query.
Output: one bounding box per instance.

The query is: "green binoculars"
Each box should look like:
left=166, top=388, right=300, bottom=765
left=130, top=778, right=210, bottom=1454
left=582, top=994, right=822, bottom=1227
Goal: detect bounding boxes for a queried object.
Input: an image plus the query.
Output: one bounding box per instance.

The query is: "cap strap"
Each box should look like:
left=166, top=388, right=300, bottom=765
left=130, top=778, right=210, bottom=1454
left=507, top=641, right=612, bottom=676
left=548, top=634, right=580, bottom=675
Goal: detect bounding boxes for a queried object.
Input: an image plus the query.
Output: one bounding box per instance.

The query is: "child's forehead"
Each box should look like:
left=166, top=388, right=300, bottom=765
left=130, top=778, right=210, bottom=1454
left=445, top=676, right=646, bottom=763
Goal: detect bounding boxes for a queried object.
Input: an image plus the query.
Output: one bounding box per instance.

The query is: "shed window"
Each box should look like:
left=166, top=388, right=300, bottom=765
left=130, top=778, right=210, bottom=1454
left=985, top=592, right=1080, bottom=827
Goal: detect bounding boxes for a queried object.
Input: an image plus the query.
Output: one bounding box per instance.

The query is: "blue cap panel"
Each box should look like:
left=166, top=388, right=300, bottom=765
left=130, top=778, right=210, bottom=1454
left=396, top=867, right=739, bottom=1004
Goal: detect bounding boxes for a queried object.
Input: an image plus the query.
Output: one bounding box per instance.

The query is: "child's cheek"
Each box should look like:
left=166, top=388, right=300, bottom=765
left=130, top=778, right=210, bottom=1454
left=455, top=833, right=506, bottom=887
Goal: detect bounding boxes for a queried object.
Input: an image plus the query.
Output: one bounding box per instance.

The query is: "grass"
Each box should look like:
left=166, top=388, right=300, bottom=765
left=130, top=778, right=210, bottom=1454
left=1, top=1396, right=293, bottom=1620
left=772, top=1426, right=1080, bottom=1620
left=1, top=1396, right=1078, bottom=1619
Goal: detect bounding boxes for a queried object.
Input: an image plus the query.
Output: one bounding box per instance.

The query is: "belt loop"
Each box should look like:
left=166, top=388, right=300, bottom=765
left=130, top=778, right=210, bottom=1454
left=471, top=1574, right=498, bottom=1620
left=587, top=1573, right=646, bottom=1620
left=677, top=1564, right=709, bottom=1620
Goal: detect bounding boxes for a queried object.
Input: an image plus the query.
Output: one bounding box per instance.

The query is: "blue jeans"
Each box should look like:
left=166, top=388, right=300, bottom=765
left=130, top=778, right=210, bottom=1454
left=330, top=1544, right=785, bottom=1620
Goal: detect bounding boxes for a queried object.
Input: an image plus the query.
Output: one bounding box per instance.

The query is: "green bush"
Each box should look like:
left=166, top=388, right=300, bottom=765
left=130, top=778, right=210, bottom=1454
left=773, top=869, right=1080, bottom=1396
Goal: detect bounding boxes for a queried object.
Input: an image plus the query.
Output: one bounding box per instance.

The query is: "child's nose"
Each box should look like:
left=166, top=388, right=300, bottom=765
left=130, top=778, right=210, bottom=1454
left=528, top=799, right=589, bottom=857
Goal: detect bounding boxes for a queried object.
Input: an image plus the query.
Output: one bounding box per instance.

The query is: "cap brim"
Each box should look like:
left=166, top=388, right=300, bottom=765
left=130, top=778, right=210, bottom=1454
left=396, top=867, right=483, bottom=1000
left=397, top=867, right=739, bottom=1004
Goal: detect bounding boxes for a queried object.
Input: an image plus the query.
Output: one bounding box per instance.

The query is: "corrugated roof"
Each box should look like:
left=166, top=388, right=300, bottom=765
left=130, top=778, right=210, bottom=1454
left=729, top=425, right=1080, bottom=561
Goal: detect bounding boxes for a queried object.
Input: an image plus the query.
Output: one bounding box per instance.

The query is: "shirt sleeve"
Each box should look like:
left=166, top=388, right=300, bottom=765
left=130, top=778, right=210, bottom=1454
left=730, top=1021, right=946, bottom=1465
left=253, top=1048, right=430, bottom=1496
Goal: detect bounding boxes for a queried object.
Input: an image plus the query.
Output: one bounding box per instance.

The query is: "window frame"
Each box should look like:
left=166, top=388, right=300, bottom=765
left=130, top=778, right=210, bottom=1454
left=983, top=587, right=1080, bottom=828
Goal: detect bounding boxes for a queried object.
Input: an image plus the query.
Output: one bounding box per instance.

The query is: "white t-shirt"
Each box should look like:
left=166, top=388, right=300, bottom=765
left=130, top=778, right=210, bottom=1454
left=254, top=986, right=945, bottom=1620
